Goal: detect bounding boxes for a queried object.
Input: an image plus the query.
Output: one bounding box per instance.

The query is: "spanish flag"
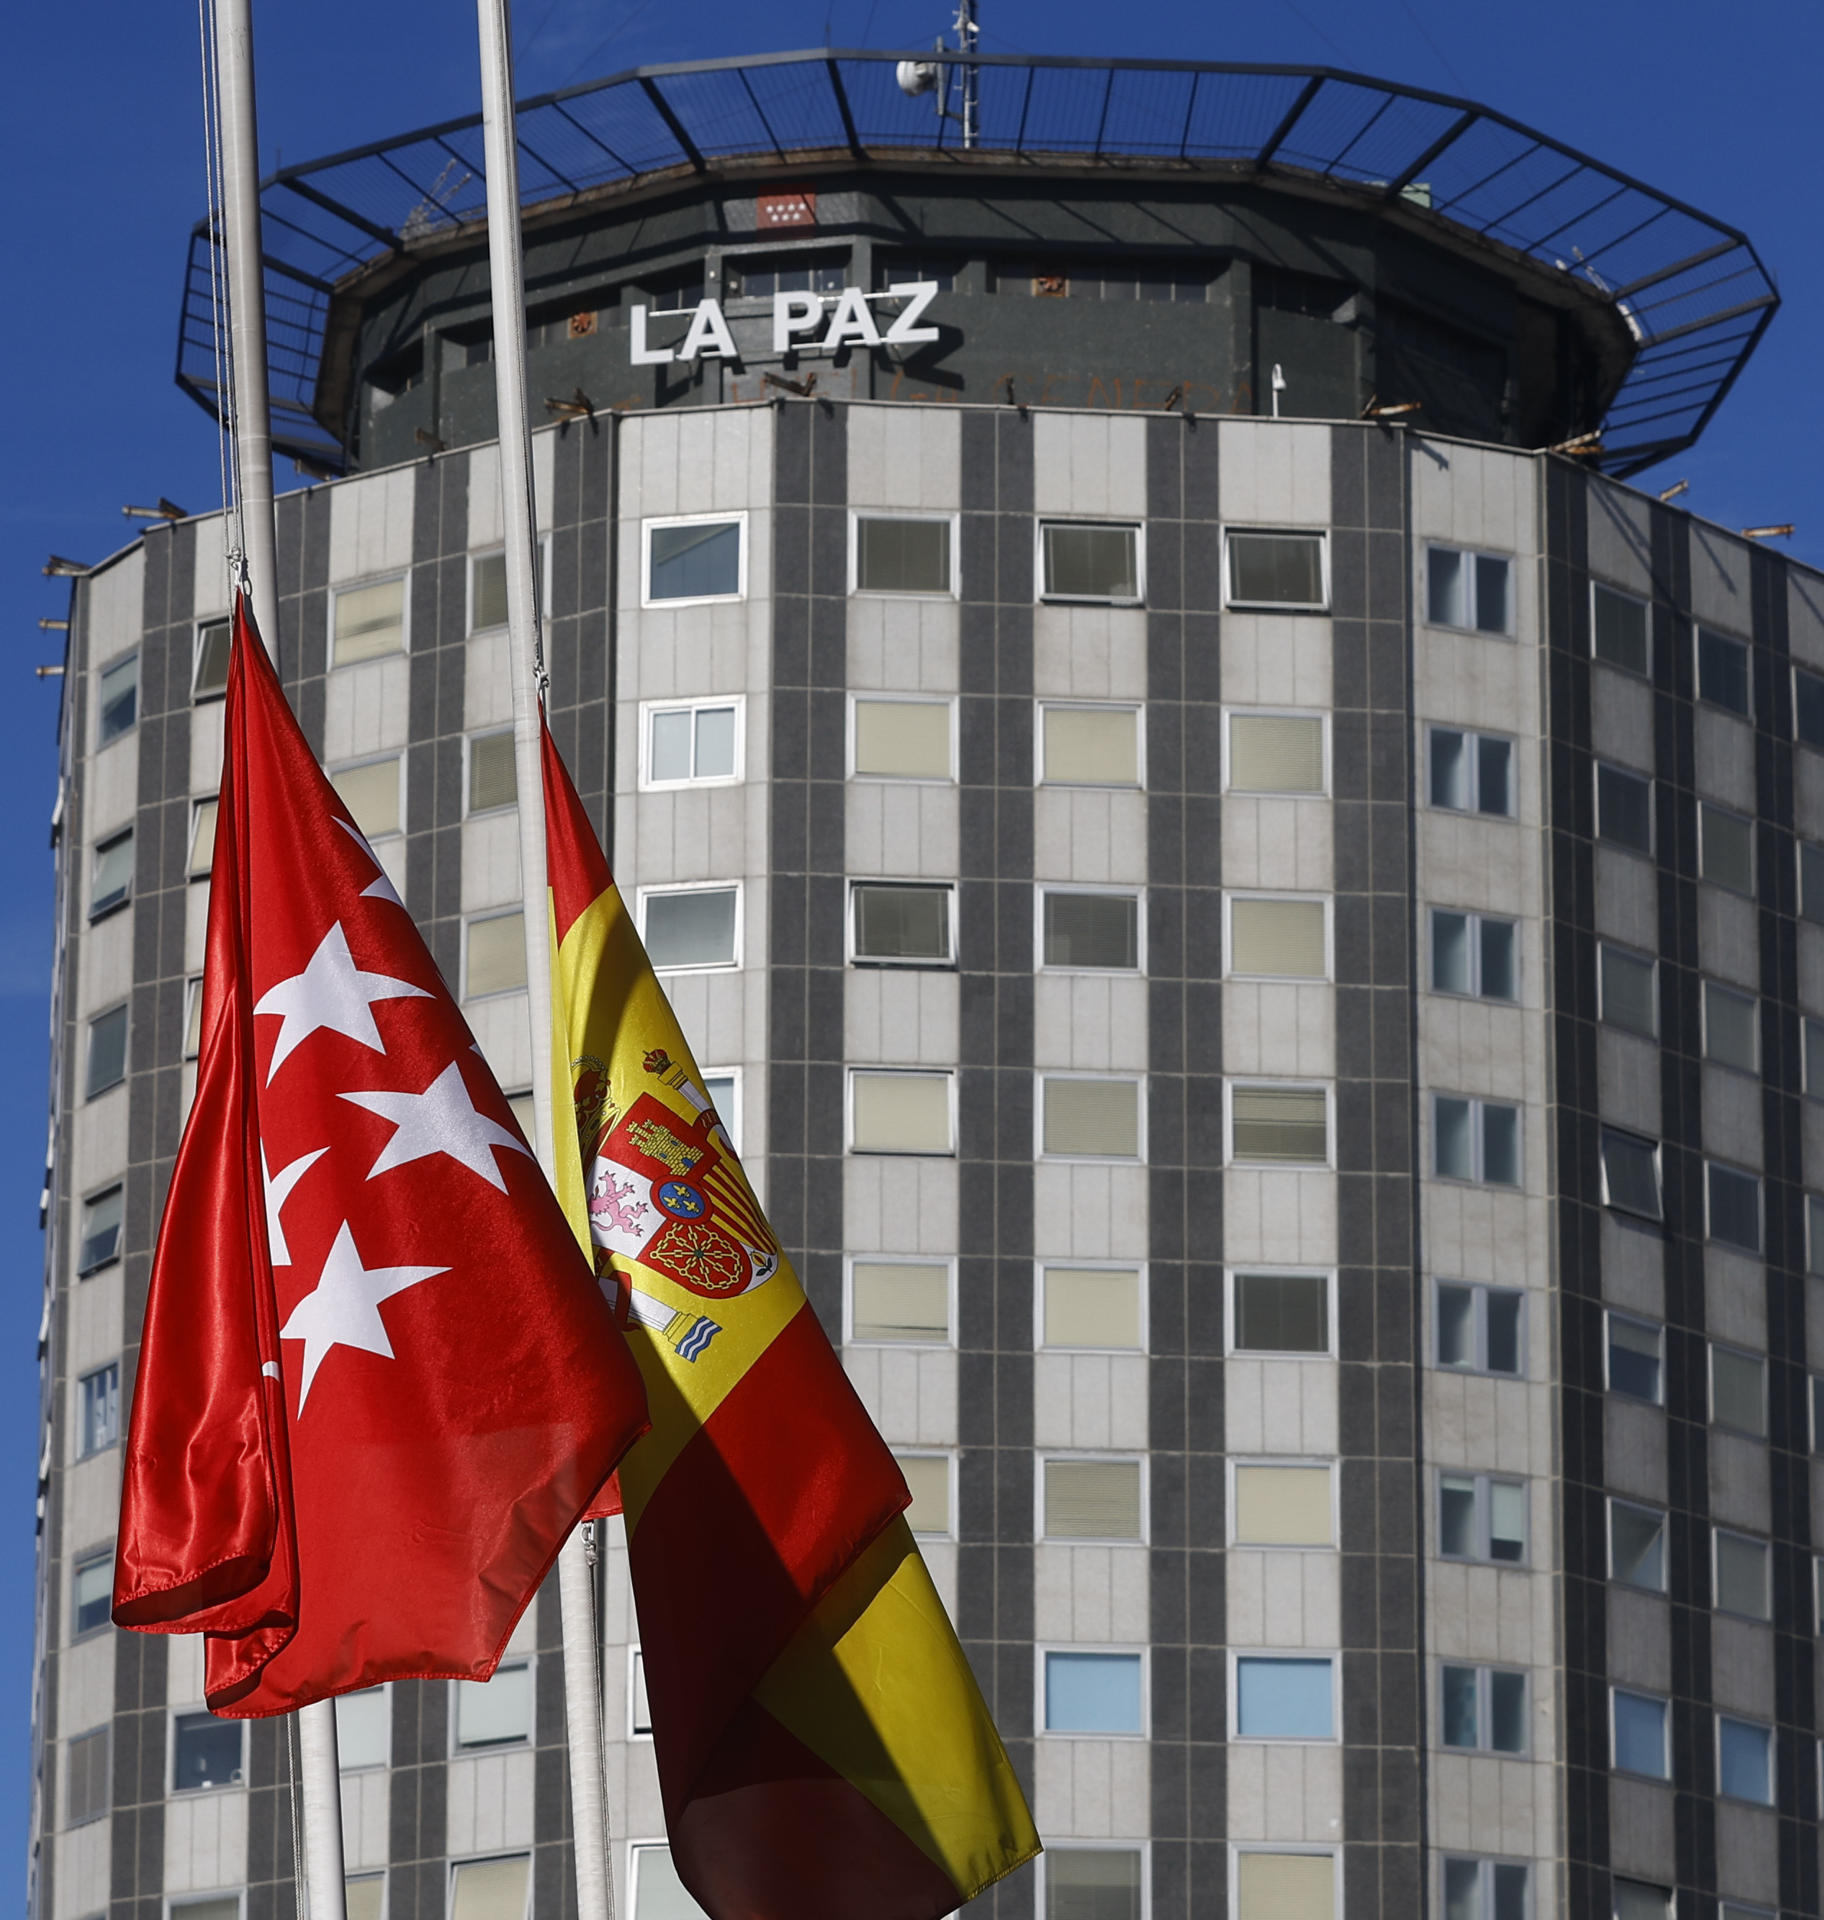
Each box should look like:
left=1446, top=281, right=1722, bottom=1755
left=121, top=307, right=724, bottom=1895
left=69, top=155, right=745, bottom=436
left=540, top=721, right=1039, bottom=1920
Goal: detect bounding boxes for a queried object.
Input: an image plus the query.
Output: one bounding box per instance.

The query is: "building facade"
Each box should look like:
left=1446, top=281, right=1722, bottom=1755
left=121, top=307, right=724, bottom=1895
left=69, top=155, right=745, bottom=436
left=29, top=51, right=1824, bottom=1920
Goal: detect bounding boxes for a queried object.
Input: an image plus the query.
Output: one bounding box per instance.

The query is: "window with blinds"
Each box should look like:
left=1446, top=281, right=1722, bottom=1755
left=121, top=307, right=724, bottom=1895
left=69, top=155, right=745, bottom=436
left=1231, top=1463, right=1333, bottom=1546
left=1228, top=897, right=1327, bottom=978
left=896, top=1454, right=952, bottom=1535
left=331, top=757, right=402, bottom=841
left=1043, top=1459, right=1143, bottom=1540
left=1229, top=1085, right=1328, bottom=1165
left=852, top=698, right=953, bottom=779
left=849, top=1071, right=954, bottom=1154
left=1227, top=712, right=1324, bottom=793
left=65, top=1726, right=108, bottom=1825
left=465, top=912, right=528, bottom=998
left=449, top=1856, right=531, bottom=1920
left=332, top=578, right=406, bottom=665
left=1233, top=1851, right=1334, bottom=1920
left=848, top=1261, right=950, bottom=1343
left=1040, top=705, right=1141, bottom=786
left=1042, top=1267, right=1143, bottom=1350
left=1043, top=1849, right=1143, bottom=1920
left=1041, top=1077, right=1141, bottom=1158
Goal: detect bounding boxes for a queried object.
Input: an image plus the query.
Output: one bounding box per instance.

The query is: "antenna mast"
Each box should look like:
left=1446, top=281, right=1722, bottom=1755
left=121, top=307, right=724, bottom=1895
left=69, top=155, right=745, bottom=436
left=956, top=0, right=978, bottom=149
left=894, top=0, right=979, bottom=148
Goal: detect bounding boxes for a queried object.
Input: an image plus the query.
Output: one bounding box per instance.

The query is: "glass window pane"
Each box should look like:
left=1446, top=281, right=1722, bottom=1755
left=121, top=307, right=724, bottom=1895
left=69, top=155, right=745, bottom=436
left=1488, top=1480, right=1526, bottom=1561
left=1229, top=714, right=1323, bottom=793
left=1613, top=1882, right=1670, bottom=1920
left=1608, top=1317, right=1662, bottom=1402
left=1701, top=805, right=1755, bottom=894
left=1708, top=1164, right=1761, bottom=1253
left=898, top=1455, right=951, bottom=1535
left=1593, top=585, right=1649, bottom=675
left=1489, top=1670, right=1526, bottom=1752
left=190, top=800, right=219, bottom=878
left=1440, top=1665, right=1478, bottom=1747
left=469, top=732, right=517, bottom=812
left=1436, top=1283, right=1475, bottom=1368
left=1043, top=524, right=1139, bottom=601
left=455, top=1662, right=532, bottom=1746
left=853, top=699, right=950, bottom=778
left=74, top=1557, right=112, bottom=1635
left=333, top=578, right=406, bottom=664
left=1804, top=842, right=1824, bottom=924
left=649, top=521, right=742, bottom=600
left=1232, top=1086, right=1328, bottom=1164
left=1475, top=554, right=1511, bottom=634
left=1492, top=1862, right=1528, bottom=1920
left=629, top=1847, right=706, bottom=1920
left=1232, top=1465, right=1332, bottom=1546
left=78, top=1186, right=123, bottom=1275
left=649, top=710, right=693, bottom=783
left=98, top=654, right=138, bottom=743
left=87, top=1006, right=127, bottom=1098
left=1044, top=892, right=1138, bottom=969
left=336, top=1688, right=389, bottom=1770
left=1045, top=1460, right=1142, bottom=1540
left=1233, top=1273, right=1328, bottom=1353
left=1481, top=1104, right=1520, bottom=1187
left=1044, top=1078, right=1139, bottom=1158
left=1476, top=735, right=1513, bottom=816
left=194, top=621, right=232, bottom=697
left=173, top=1711, right=243, bottom=1791
left=1806, top=1019, right=1824, bottom=1097
left=1045, top=1848, right=1142, bottom=1920
left=471, top=552, right=509, bottom=631
left=1235, top=1656, right=1333, bottom=1738
left=1043, top=707, right=1138, bottom=785
left=1234, top=1853, right=1333, bottom=1920
left=451, top=1856, right=532, bottom=1920
left=1442, top=1859, right=1481, bottom=1920
left=1698, top=629, right=1751, bottom=715
left=1601, top=1129, right=1661, bottom=1219
left=1718, top=1718, right=1771, bottom=1803
left=1428, top=547, right=1467, bottom=628
left=1479, top=919, right=1517, bottom=1001
left=1486, top=1292, right=1522, bottom=1375
left=851, top=1072, right=952, bottom=1154
left=1045, top=1651, right=1143, bottom=1734
left=693, top=706, right=737, bottom=779
left=1715, top=1532, right=1770, bottom=1618
left=630, top=1649, right=652, bottom=1736
left=1612, top=1691, right=1668, bottom=1777
left=857, top=517, right=951, bottom=594
left=1597, top=764, right=1652, bottom=851
left=1430, top=728, right=1468, bottom=809
left=1229, top=531, right=1324, bottom=608
left=1439, top=1476, right=1477, bottom=1557
left=1705, top=982, right=1756, bottom=1070
left=854, top=885, right=951, bottom=962
left=1044, top=1268, right=1142, bottom=1350
left=345, top=1879, right=384, bottom=1920
left=850, top=1262, right=949, bottom=1342
left=643, top=890, right=737, bottom=969
left=91, top=833, right=134, bottom=915
left=1712, top=1346, right=1766, bottom=1434
left=1434, top=1097, right=1473, bottom=1180
left=1431, top=912, right=1471, bottom=994
left=466, top=914, right=528, bottom=997
left=1611, top=1502, right=1665, bottom=1590
left=1600, top=945, right=1656, bottom=1035
left=331, top=759, right=400, bottom=840
left=1230, top=899, right=1326, bottom=978
left=67, top=1727, right=109, bottom=1825
left=1797, top=666, right=1824, bottom=749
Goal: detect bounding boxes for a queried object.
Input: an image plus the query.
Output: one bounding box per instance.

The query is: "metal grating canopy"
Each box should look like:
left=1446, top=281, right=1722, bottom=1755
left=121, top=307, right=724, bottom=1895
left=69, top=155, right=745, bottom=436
left=176, top=50, right=1778, bottom=476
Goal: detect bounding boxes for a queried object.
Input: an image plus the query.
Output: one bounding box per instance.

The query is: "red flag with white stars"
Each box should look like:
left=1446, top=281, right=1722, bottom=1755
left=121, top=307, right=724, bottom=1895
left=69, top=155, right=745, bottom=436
left=113, top=595, right=648, bottom=1715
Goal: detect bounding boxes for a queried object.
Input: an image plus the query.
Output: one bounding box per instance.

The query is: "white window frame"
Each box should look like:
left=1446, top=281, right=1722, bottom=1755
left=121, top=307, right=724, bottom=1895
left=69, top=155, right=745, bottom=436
left=626, top=1842, right=691, bottom=1920
left=446, top=1854, right=531, bottom=1920
left=1609, top=1688, right=1671, bottom=1780
left=1224, top=1267, right=1337, bottom=1359
left=1436, top=1660, right=1530, bottom=1755
left=1035, top=700, right=1145, bottom=789
left=465, top=727, right=517, bottom=817
left=1228, top=1846, right=1340, bottom=1920
left=635, top=881, right=743, bottom=974
left=461, top=909, right=530, bottom=1001
left=1431, top=1277, right=1527, bottom=1378
left=1606, top=1496, right=1668, bottom=1592
left=1036, top=884, right=1146, bottom=974
left=64, top=1724, right=110, bottom=1828
left=328, top=752, right=406, bottom=843
left=71, top=1546, right=115, bottom=1641
left=895, top=1448, right=958, bottom=1540
left=843, top=1254, right=957, bottom=1349
left=1430, top=1093, right=1523, bottom=1188
left=1437, top=1857, right=1532, bottom=1920
left=193, top=615, right=233, bottom=701
left=1597, top=941, right=1658, bottom=1037
left=845, top=1067, right=957, bottom=1157
left=345, top=1876, right=386, bottom=1920
left=1035, top=1261, right=1149, bottom=1355
left=1426, top=723, right=1517, bottom=818
left=1225, top=1079, right=1334, bottom=1170
left=1424, top=542, right=1515, bottom=637
left=334, top=1682, right=394, bottom=1773
left=329, top=573, right=410, bottom=668
left=1711, top=1526, right=1772, bottom=1621
left=1590, top=579, right=1651, bottom=678
left=1603, top=1310, right=1665, bottom=1405
left=697, top=1066, right=742, bottom=1157
left=95, top=649, right=139, bottom=750
left=76, top=1182, right=125, bottom=1278
left=450, top=1655, right=536, bottom=1754
left=641, top=510, right=749, bottom=609
left=1227, top=1648, right=1341, bottom=1743
left=183, top=974, right=205, bottom=1062
left=167, top=1897, right=246, bottom=1920
left=1037, top=1452, right=1149, bottom=1545
left=467, top=537, right=552, bottom=634
left=167, top=1705, right=246, bottom=1795
left=848, top=879, right=957, bottom=968
left=627, top=1646, right=652, bottom=1741
left=845, top=692, right=957, bottom=784
left=1036, top=1072, right=1146, bottom=1163
left=1435, top=1469, right=1528, bottom=1566
left=86, top=1003, right=128, bottom=1100
left=188, top=798, right=219, bottom=880
left=1715, top=1712, right=1775, bottom=1806
left=1222, top=707, right=1330, bottom=795
left=847, top=509, right=960, bottom=598
left=1036, top=1643, right=1150, bottom=1740
left=1695, top=622, right=1754, bottom=720
left=74, top=1361, right=119, bottom=1461
left=1039, top=1843, right=1152, bottom=1920
left=638, top=694, right=746, bottom=791
left=1224, top=892, right=1332, bottom=982
left=1225, top=1456, right=1337, bottom=1550
left=1221, top=526, right=1330, bottom=613
left=89, top=827, right=133, bottom=920
left=1034, top=519, right=1146, bottom=607
left=1427, top=907, right=1520, bottom=1002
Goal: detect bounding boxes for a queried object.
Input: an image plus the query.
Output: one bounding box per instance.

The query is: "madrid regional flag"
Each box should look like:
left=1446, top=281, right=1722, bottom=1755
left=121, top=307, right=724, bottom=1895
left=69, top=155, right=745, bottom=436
left=112, top=598, right=649, bottom=1713
left=541, top=720, right=1039, bottom=1920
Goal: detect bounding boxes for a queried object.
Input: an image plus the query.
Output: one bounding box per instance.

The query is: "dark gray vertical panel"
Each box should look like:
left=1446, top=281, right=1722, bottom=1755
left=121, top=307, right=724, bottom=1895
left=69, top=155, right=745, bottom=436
left=405, top=454, right=468, bottom=987
left=1330, top=424, right=1422, bottom=1920
left=531, top=1579, right=577, bottom=1920
left=389, top=1677, right=450, bottom=1920
left=107, top=1629, right=167, bottom=1920
left=244, top=1720, right=298, bottom=1920
left=1145, top=412, right=1225, bottom=1920
left=547, top=414, right=616, bottom=846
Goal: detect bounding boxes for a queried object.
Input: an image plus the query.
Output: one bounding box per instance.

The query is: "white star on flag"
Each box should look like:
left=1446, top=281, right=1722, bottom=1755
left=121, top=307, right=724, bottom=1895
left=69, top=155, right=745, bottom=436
left=341, top=1059, right=534, bottom=1192
left=279, top=1221, right=449, bottom=1411
left=334, top=817, right=405, bottom=908
left=262, top=1143, right=328, bottom=1266
left=254, top=921, right=430, bottom=1083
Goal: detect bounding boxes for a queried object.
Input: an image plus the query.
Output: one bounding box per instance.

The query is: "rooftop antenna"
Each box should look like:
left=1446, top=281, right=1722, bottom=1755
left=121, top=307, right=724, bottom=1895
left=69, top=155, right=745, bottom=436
left=896, top=0, right=979, bottom=148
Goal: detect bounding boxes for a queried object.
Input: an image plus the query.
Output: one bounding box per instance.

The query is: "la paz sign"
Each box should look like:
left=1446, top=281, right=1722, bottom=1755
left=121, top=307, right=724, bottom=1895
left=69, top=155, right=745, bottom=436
left=629, top=282, right=943, bottom=365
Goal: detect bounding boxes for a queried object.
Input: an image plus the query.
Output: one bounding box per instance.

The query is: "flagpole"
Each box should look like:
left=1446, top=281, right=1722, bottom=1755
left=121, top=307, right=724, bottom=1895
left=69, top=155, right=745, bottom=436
left=473, top=9, right=616, bottom=1920
left=209, top=0, right=349, bottom=1915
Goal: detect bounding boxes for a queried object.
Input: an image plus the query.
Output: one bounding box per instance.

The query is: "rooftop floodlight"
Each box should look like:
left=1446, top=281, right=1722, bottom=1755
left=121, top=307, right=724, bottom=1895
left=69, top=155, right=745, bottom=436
left=38, top=618, right=69, bottom=632
left=121, top=498, right=187, bottom=521
left=896, top=58, right=939, bottom=95
left=1741, top=525, right=1794, bottom=541
left=42, top=555, right=87, bottom=577
left=1657, top=479, right=1689, bottom=503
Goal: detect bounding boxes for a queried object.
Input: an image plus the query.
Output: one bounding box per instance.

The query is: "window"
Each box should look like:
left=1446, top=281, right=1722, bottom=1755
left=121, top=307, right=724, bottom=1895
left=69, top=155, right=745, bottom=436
left=465, top=912, right=527, bottom=998
left=1228, top=897, right=1327, bottom=979
left=1697, top=627, right=1751, bottom=716
left=1595, top=763, right=1653, bottom=853
left=330, top=757, right=402, bottom=841
left=1042, top=1459, right=1143, bottom=1541
left=189, top=799, right=218, bottom=878
left=1700, top=803, right=1754, bottom=895
left=1713, top=1529, right=1770, bottom=1620
left=1797, top=665, right=1824, bottom=750
left=1612, top=1883, right=1671, bottom=1920
left=185, top=976, right=205, bottom=1060
left=1429, top=726, right=1514, bottom=817
left=1610, top=1689, right=1670, bottom=1778
left=851, top=698, right=952, bottom=780
left=849, top=1070, right=953, bottom=1155
left=640, top=887, right=738, bottom=971
left=1042, top=1266, right=1143, bottom=1351
left=1711, top=1343, right=1767, bottom=1435
left=1434, top=1281, right=1523, bottom=1376
left=1433, top=1096, right=1521, bottom=1187
left=1041, top=1076, right=1141, bottom=1159
left=644, top=516, right=744, bottom=604
left=1706, top=1162, right=1761, bottom=1253
left=1437, top=1473, right=1526, bottom=1563
left=1043, top=1651, right=1144, bottom=1735
left=1233, top=1850, right=1334, bottom=1920
left=1039, top=522, right=1142, bottom=603
left=644, top=701, right=739, bottom=787
left=336, top=1687, right=390, bottom=1770
left=172, top=1710, right=243, bottom=1791
left=467, top=730, right=517, bottom=814
left=1427, top=546, right=1512, bottom=636
left=1703, top=981, right=1757, bottom=1071
left=1229, top=1271, right=1330, bottom=1354
left=629, top=1649, right=652, bottom=1739
left=1806, top=1018, right=1824, bottom=1099
left=66, top=1725, right=109, bottom=1825
left=851, top=883, right=953, bottom=965
left=1592, top=583, right=1649, bottom=676
left=1040, top=705, right=1140, bottom=786
left=1231, top=1462, right=1333, bottom=1547
left=86, top=1006, right=127, bottom=1098
left=1814, top=1374, right=1824, bottom=1452
left=1430, top=911, right=1518, bottom=1001
left=1442, top=1857, right=1529, bottom=1920
left=1043, top=1847, right=1144, bottom=1920
left=1609, top=1499, right=1666, bottom=1591
left=1230, top=1084, right=1329, bottom=1166
left=628, top=1845, right=704, bottom=1920
left=90, top=830, right=133, bottom=918
left=1598, top=944, right=1657, bottom=1036
left=72, top=1553, right=112, bottom=1637
left=1600, top=1128, right=1662, bottom=1220
left=449, top=1855, right=531, bottom=1920
left=699, top=1072, right=740, bottom=1154
left=1812, top=1194, right=1824, bottom=1275
left=470, top=551, right=509, bottom=632
left=77, top=1186, right=123, bottom=1276
left=852, top=514, right=955, bottom=595
left=76, top=1363, right=118, bottom=1458
left=194, top=618, right=232, bottom=699
left=97, top=653, right=137, bottom=745
left=1233, top=1654, right=1335, bottom=1740
left=1042, top=890, right=1139, bottom=970
left=1227, top=712, right=1325, bottom=793
left=847, top=1259, right=950, bottom=1344
left=725, top=254, right=844, bottom=298
left=1439, top=1665, right=1527, bottom=1753
left=1606, top=1314, right=1663, bottom=1403
left=1225, top=530, right=1326, bottom=610
left=1718, top=1715, right=1773, bottom=1804
left=897, top=1453, right=952, bottom=1536
left=345, top=1877, right=385, bottom=1920
left=454, top=1659, right=533, bottom=1748
left=332, top=577, right=406, bottom=665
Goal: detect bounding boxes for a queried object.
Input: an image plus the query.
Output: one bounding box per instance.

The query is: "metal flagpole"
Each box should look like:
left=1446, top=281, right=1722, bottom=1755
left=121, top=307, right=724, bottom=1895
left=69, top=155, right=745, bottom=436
left=209, top=1, right=350, bottom=1918
left=473, top=7, right=616, bottom=1920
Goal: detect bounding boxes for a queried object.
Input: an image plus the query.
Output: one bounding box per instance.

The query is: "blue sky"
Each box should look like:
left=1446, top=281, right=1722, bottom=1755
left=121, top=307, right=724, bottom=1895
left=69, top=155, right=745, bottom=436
left=4, top=0, right=1822, bottom=1880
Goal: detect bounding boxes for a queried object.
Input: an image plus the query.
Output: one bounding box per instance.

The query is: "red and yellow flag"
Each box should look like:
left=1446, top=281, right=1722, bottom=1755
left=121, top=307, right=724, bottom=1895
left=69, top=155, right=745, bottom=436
left=540, top=721, right=1039, bottom=1920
